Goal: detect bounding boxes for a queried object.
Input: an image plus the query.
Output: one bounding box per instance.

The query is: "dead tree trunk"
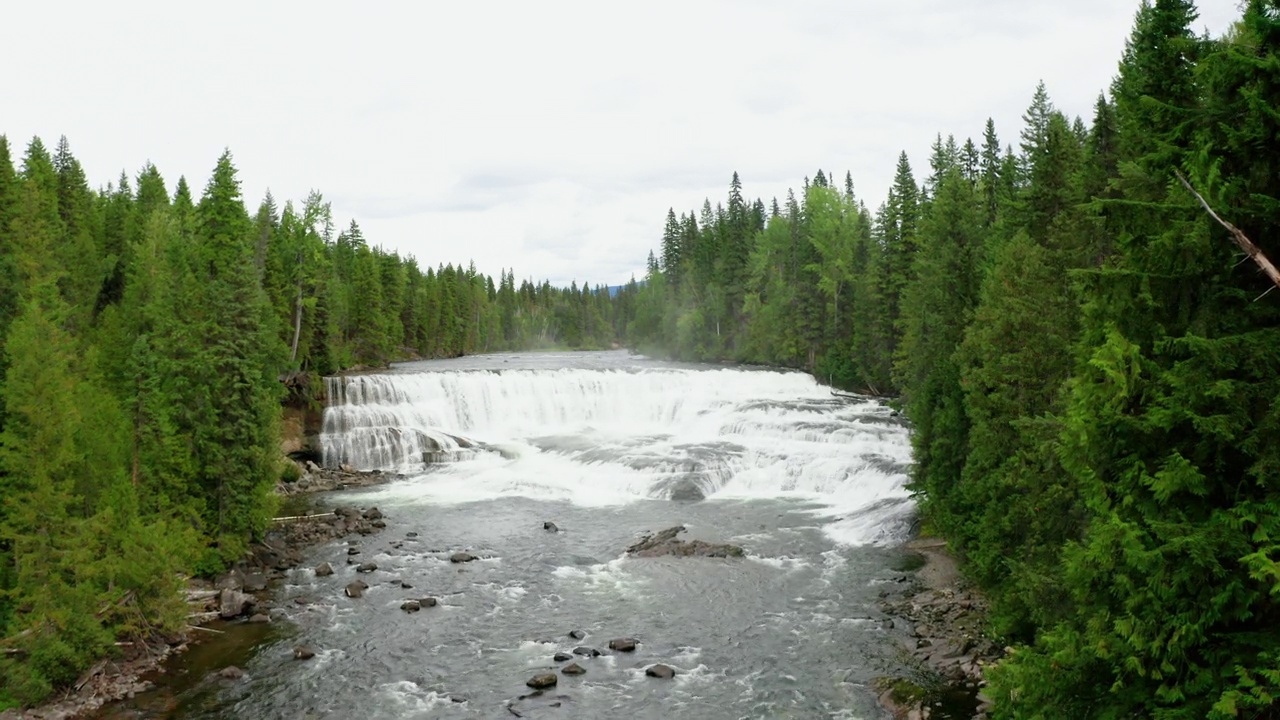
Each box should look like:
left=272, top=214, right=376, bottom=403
left=1175, top=169, right=1280, bottom=292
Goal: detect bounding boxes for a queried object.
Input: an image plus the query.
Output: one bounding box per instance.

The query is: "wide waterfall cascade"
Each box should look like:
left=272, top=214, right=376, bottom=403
left=321, top=365, right=915, bottom=545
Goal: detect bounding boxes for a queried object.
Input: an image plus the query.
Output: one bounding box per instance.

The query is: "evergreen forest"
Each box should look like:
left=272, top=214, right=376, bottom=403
left=3, top=0, right=1280, bottom=717
left=624, top=1, right=1280, bottom=717
left=0, top=139, right=627, bottom=704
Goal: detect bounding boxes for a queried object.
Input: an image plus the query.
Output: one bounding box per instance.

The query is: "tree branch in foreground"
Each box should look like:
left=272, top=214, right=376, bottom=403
left=1175, top=169, right=1280, bottom=292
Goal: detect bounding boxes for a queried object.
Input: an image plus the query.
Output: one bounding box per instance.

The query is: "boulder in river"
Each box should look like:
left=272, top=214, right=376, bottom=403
left=553, top=652, right=573, bottom=662
left=314, top=562, right=334, bottom=577
left=419, top=597, right=438, bottom=607
left=450, top=552, right=478, bottom=563
left=561, top=663, right=586, bottom=676
left=572, top=646, right=601, bottom=657
left=293, top=646, right=316, bottom=660
left=543, top=521, right=559, bottom=532
left=356, top=562, right=378, bottom=573
left=345, top=580, right=368, bottom=598
left=626, top=525, right=744, bottom=558
left=646, top=664, right=676, bottom=679
left=347, top=547, right=361, bottom=556
left=248, top=613, right=270, bottom=624
left=401, top=600, right=421, bottom=612
left=608, top=638, right=638, bottom=652
left=363, top=507, right=383, bottom=520
left=218, top=589, right=254, bottom=619
left=568, top=629, right=585, bottom=640
left=219, top=666, right=245, bottom=680
left=526, top=673, right=558, bottom=689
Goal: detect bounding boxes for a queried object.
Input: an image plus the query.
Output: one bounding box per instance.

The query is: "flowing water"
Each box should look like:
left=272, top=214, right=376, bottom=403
left=121, top=351, right=925, bottom=719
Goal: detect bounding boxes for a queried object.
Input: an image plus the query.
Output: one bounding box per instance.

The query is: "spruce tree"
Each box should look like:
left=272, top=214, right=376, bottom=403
left=181, top=151, right=282, bottom=566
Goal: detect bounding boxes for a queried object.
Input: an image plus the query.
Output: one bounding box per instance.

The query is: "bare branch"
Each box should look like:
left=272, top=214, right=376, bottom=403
left=1175, top=169, right=1280, bottom=293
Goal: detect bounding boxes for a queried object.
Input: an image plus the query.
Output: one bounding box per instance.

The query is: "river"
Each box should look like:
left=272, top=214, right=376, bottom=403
left=107, top=350, right=922, bottom=719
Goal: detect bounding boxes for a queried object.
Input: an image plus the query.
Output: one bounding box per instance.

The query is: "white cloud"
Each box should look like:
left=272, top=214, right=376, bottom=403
left=2, top=0, right=1243, bottom=286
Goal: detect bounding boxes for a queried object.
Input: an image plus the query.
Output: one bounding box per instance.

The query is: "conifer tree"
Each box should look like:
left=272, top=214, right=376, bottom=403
left=180, top=151, right=282, bottom=565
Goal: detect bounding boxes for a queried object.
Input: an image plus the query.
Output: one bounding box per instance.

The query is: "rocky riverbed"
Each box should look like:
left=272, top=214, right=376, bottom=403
left=0, top=467, right=394, bottom=720
left=875, top=538, right=1003, bottom=720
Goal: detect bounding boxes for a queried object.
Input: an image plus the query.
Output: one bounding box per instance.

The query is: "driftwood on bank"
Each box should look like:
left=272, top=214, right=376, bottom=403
left=1175, top=169, right=1280, bottom=295
left=271, top=512, right=339, bottom=524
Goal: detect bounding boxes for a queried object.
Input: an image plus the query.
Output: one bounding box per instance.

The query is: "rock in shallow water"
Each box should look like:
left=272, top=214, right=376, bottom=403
left=646, top=664, right=676, bottom=679
left=293, top=646, right=315, bottom=660
left=553, top=652, right=573, bottom=662
left=625, top=525, right=744, bottom=558
left=450, top=552, right=477, bottom=563
left=543, top=521, right=559, bottom=532
left=218, top=589, right=254, bottom=619
left=401, top=600, right=421, bottom=612
left=314, top=562, right=334, bottom=577
left=561, top=663, right=586, bottom=676
left=568, top=629, right=585, bottom=640
left=608, top=638, right=637, bottom=652
left=526, top=673, right=557, bottom=689
left=345, top=580, right=368, bottom=598
left=356, top=562, right=378, bottom=573
left=572, top=646, right=601, bottom=657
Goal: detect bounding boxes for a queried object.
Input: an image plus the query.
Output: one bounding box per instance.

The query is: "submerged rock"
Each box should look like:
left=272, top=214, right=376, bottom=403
left=450, top=552, right=478, bottom=563
left=314, top=562, right=334, bottom=577
left=561, top=663, right=586, bottom=676
left=525, top=673, right=557, bottom=689
left=625, top=526, right=744, bottom=558
left=401, top=600, right=421, bottom=612
left=608, top=638, right=637, bottom=652
left=572, top=646, right=601, bottom=657
left=219, top=665, right=245, bottom=680
left=419, top=597, right=438, bottom=607
left=646, top=664, right=676, bottom=679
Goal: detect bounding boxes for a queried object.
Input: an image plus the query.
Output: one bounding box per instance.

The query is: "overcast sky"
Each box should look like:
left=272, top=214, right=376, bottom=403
left=5, top=1, right=1242, bottom=286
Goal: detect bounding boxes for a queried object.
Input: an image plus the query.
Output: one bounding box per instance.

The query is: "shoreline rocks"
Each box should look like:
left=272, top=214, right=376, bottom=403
left=275, top=464, right=403, bottom=497
left=876, top=538, right=1001, bottom=720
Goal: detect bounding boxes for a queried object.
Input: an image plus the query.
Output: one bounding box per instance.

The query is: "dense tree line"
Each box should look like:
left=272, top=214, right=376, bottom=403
left=626, top=2, right=1280, bottom=716
left=0, top=141, right=624, bottom=706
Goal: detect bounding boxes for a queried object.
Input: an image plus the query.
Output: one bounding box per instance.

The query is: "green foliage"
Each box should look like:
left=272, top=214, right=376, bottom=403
left=627, top=4, right=1280, bottom=717
left=0, top=136, right=627, bottom=707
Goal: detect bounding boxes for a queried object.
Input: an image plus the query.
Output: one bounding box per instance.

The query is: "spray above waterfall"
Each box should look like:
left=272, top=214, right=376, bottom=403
left=321, top=357, right=915, bottom=545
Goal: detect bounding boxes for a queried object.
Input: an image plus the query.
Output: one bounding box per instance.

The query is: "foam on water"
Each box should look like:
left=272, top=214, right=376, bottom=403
left=322, top=363, right=914, bottom=546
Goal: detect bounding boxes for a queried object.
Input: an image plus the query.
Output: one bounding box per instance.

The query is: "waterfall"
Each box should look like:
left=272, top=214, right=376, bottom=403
left=321, top=365, right=915, bottom=545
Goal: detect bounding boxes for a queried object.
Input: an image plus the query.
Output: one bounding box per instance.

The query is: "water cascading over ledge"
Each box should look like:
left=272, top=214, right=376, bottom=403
left=320, top=365, right=916, bottom=544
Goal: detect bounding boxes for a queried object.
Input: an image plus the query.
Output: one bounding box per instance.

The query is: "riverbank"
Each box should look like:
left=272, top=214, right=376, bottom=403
left=876, top=537, right=1002, bottom=720
left=1, top=467, right=398, bottom=720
